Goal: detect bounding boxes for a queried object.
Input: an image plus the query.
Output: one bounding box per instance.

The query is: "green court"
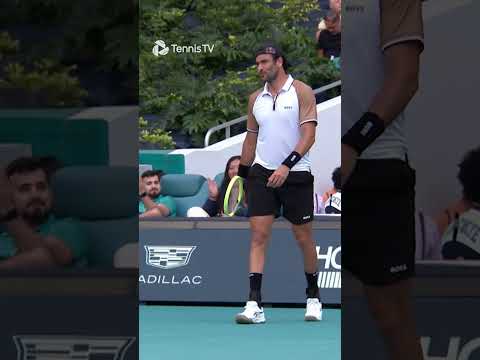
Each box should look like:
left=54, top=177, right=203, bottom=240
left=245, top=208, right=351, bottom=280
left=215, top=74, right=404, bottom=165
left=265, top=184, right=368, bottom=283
left=140, top=305, right=340, bottom=360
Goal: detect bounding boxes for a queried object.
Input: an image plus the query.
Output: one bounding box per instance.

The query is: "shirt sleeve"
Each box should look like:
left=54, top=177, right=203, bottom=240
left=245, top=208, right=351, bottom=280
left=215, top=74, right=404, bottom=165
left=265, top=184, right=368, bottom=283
left=49, top=218, right=88, bottom=261
left=138, top=201, right=146, bottom=214
left=293, top=82, right=318, bottom=126
left=380, top=0, right=424, bottom=52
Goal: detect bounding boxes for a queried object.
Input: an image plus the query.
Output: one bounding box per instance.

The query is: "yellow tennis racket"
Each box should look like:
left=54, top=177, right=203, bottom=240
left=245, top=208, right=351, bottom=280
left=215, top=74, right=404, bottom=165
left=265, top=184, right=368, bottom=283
left=223, top=175, right=245, bottom=217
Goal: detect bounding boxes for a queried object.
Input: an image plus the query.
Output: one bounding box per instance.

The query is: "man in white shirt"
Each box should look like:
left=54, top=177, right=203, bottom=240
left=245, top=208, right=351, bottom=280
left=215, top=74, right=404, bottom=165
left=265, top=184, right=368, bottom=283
left=235, top=45, right=321, bottom=324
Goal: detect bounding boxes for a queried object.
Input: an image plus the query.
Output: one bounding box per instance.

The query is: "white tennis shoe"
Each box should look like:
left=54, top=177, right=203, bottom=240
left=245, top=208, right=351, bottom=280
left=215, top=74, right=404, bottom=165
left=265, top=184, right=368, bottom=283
left=235, top=301, right=266, bottom=324
left=305, top=298, right=322, bottom=321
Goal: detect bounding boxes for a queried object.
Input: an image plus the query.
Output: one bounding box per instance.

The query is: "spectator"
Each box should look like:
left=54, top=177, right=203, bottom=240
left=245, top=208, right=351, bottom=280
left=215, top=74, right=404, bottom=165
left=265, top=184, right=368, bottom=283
left=139, top=170, right=176, bottom=218
left=316, top=0, right=341, bottom=41
left=314, top=167, right=341, bottom=214
left=441, top=146, right=480, bottom=259
left=0, top=157, right=88, bottom=269
left=187, top=155, right=248, bottom=217
left=317, top=10, right=341, bottom=60
left=324, top=167, right=341, bottom=214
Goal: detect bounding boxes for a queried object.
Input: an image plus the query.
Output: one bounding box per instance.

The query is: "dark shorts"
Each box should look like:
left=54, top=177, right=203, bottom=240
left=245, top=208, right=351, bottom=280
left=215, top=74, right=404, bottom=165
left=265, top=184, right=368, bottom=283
left=342, top=159, right=416, bottom=286
left=247, top=164, right=314, bottom=225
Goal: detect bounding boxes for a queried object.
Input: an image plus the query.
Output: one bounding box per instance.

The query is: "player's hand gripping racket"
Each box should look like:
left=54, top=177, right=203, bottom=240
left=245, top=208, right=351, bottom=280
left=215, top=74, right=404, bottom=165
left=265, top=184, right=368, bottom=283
left=223, top=175, right=245, bottom=217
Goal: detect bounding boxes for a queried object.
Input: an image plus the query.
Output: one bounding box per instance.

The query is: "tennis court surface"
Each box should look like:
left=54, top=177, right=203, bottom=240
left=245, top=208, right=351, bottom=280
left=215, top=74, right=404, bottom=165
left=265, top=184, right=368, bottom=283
left=140, top=305, right=340, bottom=360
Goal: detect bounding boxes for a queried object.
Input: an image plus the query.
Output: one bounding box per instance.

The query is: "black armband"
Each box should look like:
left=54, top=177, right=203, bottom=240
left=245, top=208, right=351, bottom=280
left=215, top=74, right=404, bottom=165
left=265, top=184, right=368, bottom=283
left=341, top=112, right=385, bottom=155
left=238, top=164, right=250, bottom=179
left=282, top=151, right=302, bottom=169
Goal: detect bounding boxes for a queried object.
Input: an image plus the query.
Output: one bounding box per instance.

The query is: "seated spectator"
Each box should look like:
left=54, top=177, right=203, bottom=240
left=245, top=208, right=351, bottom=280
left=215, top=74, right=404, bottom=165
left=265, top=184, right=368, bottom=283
left=316, top=11, right=341, bottom=60
left=139, top=170, right=176, bottom=218
left=0, top=157, right=88, bottom=269
left=314, top=167, right=341, bottom=214
left=324, top=167, right=341, bottom=214
left=187, top=155, right=248, bottom=217
left=441, top=146, right=480, bottom=259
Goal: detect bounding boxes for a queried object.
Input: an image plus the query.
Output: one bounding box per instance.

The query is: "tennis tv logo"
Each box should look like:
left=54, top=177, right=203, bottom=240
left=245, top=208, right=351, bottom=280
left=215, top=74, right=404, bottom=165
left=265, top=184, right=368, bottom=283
left=316, top=246, right=341, bottom=289
left=152, top=39, right=215, bottom=57
left=421, top=336, right=480, bottom=360
left=152, top=40, right=169, bottom=56
left=14, top=335, right=135, bottom=360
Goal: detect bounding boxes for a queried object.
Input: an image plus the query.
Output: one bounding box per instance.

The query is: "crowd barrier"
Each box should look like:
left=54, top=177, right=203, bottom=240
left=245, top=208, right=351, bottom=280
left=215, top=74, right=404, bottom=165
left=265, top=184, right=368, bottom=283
left=139, top=216, right=341, bottom=304
left=0, top=270, right=138, bottom=360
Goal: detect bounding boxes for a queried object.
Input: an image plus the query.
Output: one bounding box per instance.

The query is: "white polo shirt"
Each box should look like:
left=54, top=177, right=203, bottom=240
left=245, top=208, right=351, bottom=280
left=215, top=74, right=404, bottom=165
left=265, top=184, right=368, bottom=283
left=342, top=0, right=424, bottom=159
left=248, top=75, right=317, bottom=171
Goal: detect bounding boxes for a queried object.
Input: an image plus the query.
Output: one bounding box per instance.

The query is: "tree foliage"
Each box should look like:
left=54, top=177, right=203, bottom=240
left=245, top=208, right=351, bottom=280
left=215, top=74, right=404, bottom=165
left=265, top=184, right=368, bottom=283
left=140, top=0, right=339, bottom=147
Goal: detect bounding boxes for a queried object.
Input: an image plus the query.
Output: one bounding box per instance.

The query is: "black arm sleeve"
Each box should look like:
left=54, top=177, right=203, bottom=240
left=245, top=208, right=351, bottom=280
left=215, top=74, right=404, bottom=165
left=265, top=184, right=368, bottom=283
left=202, top=198, right=219, bottom=217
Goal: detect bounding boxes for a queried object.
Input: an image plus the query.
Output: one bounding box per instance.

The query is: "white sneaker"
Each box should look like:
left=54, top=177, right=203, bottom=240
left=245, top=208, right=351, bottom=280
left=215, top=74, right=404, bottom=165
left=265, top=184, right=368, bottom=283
left=235, top=301, right=266, bottom=324
left=305, top=298, right=322, bottom=321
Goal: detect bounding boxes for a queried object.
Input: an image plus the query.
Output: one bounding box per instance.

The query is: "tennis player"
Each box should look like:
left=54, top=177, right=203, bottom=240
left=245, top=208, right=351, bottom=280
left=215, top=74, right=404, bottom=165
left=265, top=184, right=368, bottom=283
left=235, top=45, right=321, bottom=324
left=342, top=1, right=424, bottom=359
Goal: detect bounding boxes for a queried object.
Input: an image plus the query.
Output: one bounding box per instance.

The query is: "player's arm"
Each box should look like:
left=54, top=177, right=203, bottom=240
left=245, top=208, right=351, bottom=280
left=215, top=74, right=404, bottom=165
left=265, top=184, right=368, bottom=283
left=284, top=82, right=317, bottom=167
left=342, top=0, right=424, bottom=155
left=239, top=92, right=259, bottom=178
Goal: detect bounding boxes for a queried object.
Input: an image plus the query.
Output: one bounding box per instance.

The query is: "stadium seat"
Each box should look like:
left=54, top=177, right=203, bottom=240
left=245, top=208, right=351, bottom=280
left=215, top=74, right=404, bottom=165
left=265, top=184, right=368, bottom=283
left=51, top=166, right=138, bottom=267
left=160, top=174, right=208, bottom=217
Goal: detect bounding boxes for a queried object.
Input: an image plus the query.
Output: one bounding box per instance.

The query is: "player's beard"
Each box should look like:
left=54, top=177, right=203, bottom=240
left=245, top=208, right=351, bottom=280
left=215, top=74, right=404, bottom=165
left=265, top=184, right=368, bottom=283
left=265, top=67, right=278, bottom=83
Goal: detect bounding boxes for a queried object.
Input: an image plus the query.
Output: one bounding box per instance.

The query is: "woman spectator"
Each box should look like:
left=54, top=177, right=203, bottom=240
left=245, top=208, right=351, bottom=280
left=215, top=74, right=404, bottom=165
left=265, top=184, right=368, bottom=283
left=187, top=155, right=248, bottom=217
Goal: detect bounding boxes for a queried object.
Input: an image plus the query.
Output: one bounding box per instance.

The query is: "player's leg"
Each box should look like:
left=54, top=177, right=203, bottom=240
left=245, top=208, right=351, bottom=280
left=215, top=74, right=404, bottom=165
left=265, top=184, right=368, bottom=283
left=291, top=222, right=318, bottom=288
left=291, top=221, right=323, bottom=321
left=281, top=170, right=322, bottom=320
left=235, top=165, right=278, bottom=324
left=248, top=215, right=275, bottom=300
left=364, top=280, right=423, bottom=360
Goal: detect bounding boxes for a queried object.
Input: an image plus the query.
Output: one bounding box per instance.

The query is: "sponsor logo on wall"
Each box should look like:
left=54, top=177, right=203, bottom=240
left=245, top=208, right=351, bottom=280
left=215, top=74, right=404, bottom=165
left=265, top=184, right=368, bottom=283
left=14, top=335, right=135, bottom=360
left=421, top=337, right=480, bottom=360
left=316, top=246, right=341, bottom=289
left=140, top=246, right=203, bottom=286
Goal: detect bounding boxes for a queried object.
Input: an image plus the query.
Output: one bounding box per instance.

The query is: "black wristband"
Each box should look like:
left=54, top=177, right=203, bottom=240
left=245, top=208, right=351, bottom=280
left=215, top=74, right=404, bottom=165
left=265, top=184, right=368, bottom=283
left=139, top=192, right=147, bottom=198
left=282, top=151, right=302, bottom=169
left=341, top=112, right=385, bottom=155
left=238, top=164, right=250, bottom=179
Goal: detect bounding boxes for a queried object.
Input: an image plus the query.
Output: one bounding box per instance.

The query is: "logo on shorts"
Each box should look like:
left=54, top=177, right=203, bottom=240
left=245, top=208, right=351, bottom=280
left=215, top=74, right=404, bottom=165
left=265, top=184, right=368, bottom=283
left=303, top=215, right=311, bottom=220
left=14, top=335, right=135, bottom=360
left=390, top=264, right=407, bottom=273
left=144, top=246, right=197, bottom=269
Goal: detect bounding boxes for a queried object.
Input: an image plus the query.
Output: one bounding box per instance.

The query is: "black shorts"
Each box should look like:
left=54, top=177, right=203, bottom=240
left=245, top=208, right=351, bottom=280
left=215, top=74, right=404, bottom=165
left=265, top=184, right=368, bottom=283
left=247, top=164, right=314, bottom=225
left=342, top=159, right=416, bottom=286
